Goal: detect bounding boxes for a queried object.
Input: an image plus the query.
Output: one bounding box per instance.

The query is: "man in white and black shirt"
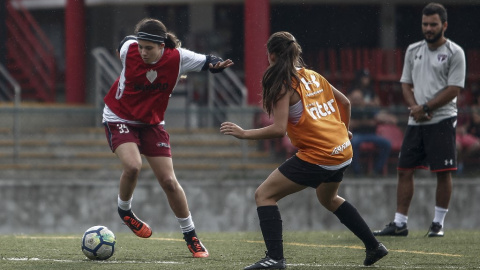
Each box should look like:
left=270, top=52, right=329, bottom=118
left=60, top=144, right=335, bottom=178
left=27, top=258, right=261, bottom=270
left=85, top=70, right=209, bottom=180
left=374, top=2, right=466, bottom=238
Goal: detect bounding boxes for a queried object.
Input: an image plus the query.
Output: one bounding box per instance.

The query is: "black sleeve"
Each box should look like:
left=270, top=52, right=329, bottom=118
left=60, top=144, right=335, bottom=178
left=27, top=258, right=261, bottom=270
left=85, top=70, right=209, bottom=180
left=201, top=54, right=225, bottom=73
left=117, top=35, right=137, bottom=53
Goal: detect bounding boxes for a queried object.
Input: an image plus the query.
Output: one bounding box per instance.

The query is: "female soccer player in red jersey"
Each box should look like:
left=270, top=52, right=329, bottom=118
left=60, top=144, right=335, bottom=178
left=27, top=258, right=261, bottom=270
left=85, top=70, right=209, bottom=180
left=103, top=18, right=233, bottom=258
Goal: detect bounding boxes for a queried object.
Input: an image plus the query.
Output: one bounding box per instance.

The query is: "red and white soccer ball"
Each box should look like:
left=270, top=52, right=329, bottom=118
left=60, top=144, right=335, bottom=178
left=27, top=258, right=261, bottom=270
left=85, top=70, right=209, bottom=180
left=81, top=225, right=116, bottom=260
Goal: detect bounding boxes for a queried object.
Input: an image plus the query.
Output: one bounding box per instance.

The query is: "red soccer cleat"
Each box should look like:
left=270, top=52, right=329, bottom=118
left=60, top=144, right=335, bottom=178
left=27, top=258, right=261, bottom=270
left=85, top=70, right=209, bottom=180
left=119, top=208, right=152, bottom=238
left=186, top=236, right=209, bottom=258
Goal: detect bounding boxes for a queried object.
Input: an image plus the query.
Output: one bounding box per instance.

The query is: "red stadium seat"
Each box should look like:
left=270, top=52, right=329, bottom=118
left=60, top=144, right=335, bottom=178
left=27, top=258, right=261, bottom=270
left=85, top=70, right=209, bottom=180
left=376, top=124, right=404, bottom=174
left=376, top=124, right=403, bottom=152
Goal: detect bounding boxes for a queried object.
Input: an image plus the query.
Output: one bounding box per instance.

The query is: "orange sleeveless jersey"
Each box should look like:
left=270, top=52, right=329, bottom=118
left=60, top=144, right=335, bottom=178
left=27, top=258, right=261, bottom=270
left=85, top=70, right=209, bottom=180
left=287, top=68, right=353, bottom=165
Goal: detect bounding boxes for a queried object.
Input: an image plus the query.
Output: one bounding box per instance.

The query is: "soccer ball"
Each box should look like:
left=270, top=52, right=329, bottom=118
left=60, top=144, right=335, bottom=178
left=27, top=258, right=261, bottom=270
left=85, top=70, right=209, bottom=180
left=81, top=225, right=116, bottom=260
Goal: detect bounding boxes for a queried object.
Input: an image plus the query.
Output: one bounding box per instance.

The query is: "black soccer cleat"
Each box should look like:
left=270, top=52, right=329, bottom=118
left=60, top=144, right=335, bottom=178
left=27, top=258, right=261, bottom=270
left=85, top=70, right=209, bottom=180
left=425, top=222, right=444, bottom=237
left=244, top=252, right=286, bottom=269
left=364, top=243, right=388, bottom=266
left=373, top=222, right=408, bottom=236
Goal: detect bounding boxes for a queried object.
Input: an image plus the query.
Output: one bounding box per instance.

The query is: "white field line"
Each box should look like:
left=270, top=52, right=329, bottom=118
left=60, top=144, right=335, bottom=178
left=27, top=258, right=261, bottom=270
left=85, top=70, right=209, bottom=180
left=10, top=235, right=467, bottom=268
left=288, top=263, right=480, bottom=269
left=15, top=235, right=464, bottom=257
left=2, top=258, right=478, bottom=269
left=244, top=240, right=463, bottom=257
left=2, top=257, right=183, bottom=264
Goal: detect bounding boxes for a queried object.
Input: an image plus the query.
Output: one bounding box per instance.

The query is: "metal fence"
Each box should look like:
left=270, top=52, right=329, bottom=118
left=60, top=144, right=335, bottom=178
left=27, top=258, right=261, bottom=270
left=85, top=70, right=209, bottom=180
left=0, top=64, right=21, bottom=162
left=91, top=47, right=248, bottom=129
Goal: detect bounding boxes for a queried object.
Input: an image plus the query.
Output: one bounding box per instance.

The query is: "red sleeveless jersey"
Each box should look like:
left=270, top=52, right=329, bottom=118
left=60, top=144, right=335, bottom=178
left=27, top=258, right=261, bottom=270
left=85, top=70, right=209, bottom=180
left=104, top=44, right=181, bottom=124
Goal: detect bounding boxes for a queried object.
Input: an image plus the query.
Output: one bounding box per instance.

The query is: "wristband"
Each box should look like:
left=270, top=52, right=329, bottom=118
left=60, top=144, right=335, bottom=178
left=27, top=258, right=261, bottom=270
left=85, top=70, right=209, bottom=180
left=201, top=54, right=225, bottom=73
left=422, top=104, right=430, bottom=113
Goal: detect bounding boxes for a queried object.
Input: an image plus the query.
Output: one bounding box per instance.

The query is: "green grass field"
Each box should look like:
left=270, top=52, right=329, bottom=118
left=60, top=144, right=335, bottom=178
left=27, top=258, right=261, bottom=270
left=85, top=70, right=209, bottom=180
left=0, top=230, right=478, bottom=269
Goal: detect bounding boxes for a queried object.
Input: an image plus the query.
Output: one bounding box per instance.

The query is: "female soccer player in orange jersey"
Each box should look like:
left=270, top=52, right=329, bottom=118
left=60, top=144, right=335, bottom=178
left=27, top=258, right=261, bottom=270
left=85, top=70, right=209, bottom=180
left=220, top=31, right=387, bottom=269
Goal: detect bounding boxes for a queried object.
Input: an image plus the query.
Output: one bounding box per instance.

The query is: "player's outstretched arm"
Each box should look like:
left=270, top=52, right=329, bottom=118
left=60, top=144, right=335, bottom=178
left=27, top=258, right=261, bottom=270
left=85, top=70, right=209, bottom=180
left=220, top=88, right=289, bottom=140
left=201, top=54, right=234, bottom=73
left=220, top=122, right=246, bottom=139
left=210, top=59, right=234, bottom=70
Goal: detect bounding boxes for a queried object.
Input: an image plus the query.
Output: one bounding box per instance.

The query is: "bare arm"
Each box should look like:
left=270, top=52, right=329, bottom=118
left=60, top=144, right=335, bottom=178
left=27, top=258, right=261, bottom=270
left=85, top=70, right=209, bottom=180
left=220, top=89, right=291, bottom=140
left=331, top=85, right=351, bottom=130
left=401, top=83, right=417, bottom=107
left=331, top=85, right=352, bottom=139
left=425, top=86, right=461, bottom=111
left=404, top=83, right=460, bottom=122
left=402, top=82, right=428, bottom=122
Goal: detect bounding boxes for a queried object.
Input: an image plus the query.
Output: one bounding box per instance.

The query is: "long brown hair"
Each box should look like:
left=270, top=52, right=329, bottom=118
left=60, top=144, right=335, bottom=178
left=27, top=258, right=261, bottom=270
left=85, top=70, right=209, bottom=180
left=134, top=18, right=181, bottom=48
left=262, top=31, right=304, bottom=116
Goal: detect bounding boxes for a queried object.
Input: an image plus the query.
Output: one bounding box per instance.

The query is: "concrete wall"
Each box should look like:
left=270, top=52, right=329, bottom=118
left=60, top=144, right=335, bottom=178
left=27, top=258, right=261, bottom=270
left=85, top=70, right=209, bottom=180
left=0, top=106, right=98, bottom=132
left=0, top=177, right=478, bottom=235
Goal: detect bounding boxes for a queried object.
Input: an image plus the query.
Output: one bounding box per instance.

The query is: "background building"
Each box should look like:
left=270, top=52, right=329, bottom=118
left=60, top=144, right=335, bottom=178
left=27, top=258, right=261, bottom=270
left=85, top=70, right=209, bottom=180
left=4, top=0, right=480, bottom=105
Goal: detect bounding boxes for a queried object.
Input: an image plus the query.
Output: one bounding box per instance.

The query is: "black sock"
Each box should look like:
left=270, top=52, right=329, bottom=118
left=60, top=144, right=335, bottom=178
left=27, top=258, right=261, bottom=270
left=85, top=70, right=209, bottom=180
left=333, top=201, right=378, bottom=250
left=257, top=205, right=284, bottom=260
left=118, top=207, right=132, bottom=219
left=183, top=230, right=197, bottom=242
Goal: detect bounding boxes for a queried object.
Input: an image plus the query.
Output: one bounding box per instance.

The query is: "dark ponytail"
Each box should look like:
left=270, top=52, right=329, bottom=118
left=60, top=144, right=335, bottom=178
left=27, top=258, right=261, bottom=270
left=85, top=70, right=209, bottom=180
left=262, top=32, right=304, bottom=115
left=165, top=32, right=181, bottom=49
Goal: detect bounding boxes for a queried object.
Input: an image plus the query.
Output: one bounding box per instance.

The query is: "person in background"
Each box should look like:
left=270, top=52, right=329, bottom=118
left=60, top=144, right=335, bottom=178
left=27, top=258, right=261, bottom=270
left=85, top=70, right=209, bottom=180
left=102, top=18, right=233, bottom=257
left=456, top=122, right=480, bottom=174
left=349, top=89, right=392, bottom=177
left=348, top=69, right=381, bottom=107
left=373, top=2, right=466, bottom=237
left=456, top=90, right=480, bottom=174
left=221, top=31, right=387, bottom=269
left=467, top=89, right=480, bottom=138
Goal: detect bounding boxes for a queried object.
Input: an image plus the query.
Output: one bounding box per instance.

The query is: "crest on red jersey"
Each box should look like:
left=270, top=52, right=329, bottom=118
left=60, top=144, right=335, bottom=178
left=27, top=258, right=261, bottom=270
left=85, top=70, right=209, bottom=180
left=146, top=70, right=157, bottom=83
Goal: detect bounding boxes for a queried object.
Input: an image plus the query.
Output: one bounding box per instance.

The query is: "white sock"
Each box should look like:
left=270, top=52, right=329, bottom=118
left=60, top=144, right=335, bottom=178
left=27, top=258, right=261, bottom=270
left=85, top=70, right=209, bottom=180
left=177, top=212, right=195, bottom=233
left=433, top=206, right=448, bottom=226
left=394, top=212, right=408, bottom=227
left=117, top=195, right=132, bottom=211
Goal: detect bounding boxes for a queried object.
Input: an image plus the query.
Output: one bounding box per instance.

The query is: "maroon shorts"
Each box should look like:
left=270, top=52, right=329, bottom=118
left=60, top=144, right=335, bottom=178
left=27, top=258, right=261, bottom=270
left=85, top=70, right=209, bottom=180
left=104, top=122, right=171, bottom=157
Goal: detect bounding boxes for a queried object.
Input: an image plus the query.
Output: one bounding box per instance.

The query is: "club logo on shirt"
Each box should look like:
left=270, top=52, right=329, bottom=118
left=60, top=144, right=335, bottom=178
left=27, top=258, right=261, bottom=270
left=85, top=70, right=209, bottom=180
left=437, top=54, right=447, bottom=63
left=146, top=69, right=158, bottom=83
left=156, top=142, right=170, bottom=148
left=300, top=75, right=320, bottom=91
left=331, top=140, right=351, bottom=155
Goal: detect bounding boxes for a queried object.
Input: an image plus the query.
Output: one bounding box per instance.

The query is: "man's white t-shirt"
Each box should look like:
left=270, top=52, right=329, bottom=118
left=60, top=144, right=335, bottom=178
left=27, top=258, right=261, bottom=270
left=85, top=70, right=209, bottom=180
left=400, top=39, right=466, bottom=125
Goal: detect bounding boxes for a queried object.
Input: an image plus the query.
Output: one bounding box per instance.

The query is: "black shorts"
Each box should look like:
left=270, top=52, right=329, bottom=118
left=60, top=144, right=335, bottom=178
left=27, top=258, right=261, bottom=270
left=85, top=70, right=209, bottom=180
left=278, top=155, right=348, bottom=188
left=398, top=117, right=457, bottom=172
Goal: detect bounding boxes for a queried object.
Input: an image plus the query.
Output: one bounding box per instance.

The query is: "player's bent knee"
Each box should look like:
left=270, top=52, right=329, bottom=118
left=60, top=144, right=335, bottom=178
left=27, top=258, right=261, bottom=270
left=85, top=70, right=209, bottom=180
left=122, top=163, right=142, bottom=178
left=319, top=199, right=335, bottom=211
left=254, top=190, right=276, bottom=206
left=158, top=176, right=180, bottom=192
